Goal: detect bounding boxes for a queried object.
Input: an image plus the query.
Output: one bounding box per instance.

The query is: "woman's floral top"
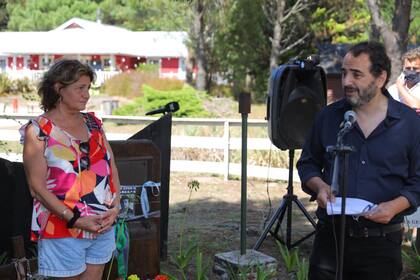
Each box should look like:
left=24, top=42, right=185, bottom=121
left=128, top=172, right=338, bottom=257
left=20, top=112, right=117, bottom=240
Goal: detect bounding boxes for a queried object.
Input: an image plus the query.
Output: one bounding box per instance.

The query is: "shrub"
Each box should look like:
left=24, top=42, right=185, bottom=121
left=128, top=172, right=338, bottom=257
left=136, top=63, right=159, bottom=74
left=0, top=74, right=14, bottom=95
left=0, top=75, right=37, bottom=97
left=208, top=84, right=234, bottom=98
left=102, top=64, right=184, bottom=98
left=141, top=85, right=210, bottom=118
left=114, top=85, right=210, bottom=118
left=15, top=77, right=35, bottom=94
left=147, top=78, right=184, bottom=91
left=102, top=71, right=144, bottom=98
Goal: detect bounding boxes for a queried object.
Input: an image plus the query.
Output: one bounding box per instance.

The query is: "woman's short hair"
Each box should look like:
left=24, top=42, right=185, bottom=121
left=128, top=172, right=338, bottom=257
left=38, top=59, right=95, bottom=112
left=403, top=47, right=420, bottom=63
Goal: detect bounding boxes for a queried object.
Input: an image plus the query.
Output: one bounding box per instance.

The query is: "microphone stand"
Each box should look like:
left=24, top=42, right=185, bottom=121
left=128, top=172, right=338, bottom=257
left=326, top=127, right=355, bottom=280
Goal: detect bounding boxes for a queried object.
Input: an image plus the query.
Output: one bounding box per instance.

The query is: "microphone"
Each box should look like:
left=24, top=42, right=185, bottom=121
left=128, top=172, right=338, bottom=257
left=145, top=101, right=180, bottom=116
left=331, top=110, right=357, bottom=195
left=306, top=54, right=320, bottom=66
left=293, top=54, right=320, bottom=69
left=341, top=110, right=357, bottom=130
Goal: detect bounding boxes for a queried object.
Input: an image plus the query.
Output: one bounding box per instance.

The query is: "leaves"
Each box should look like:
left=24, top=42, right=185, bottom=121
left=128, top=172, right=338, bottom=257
left=402, top=246, right=420, bottom=277
left=277, top=241, right=299, bottom=273
left=310, top=0, right=369, bottom=44
left=0, top=251, right=9, bottom=265
left=187, top=180, right=200, bottom=192
left=6, top=0, right=98, bottom=31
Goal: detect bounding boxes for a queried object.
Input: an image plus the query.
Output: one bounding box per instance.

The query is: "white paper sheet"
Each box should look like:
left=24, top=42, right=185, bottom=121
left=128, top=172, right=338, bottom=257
left=326, top=197, right=377, bottom=216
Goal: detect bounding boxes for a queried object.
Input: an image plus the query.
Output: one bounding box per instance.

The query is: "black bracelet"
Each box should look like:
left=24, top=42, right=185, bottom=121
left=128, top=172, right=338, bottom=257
left=67, top=206, right=81, bottom=228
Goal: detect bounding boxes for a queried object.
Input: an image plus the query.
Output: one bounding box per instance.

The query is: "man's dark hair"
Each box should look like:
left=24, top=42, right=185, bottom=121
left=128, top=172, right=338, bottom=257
left=348, top=41, right=391, bottom=88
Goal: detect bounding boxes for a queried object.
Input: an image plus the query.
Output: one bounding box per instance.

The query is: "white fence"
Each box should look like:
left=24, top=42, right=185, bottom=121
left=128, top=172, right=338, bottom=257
left=3, top=69, right=121, bottom=85
left=0, top=113, right=299, bottom=182
left=3, top=69, right=186, bottom=84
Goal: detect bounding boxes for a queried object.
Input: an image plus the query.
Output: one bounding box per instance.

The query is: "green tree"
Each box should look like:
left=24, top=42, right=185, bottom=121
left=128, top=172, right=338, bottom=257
left=6, top=0, right=99, bottom=31
left=212, top=0, right=313, bottom=102
left=310, top=0, right=370, bottom=44
left=0, top=0, right=8, bottom=31
left=99, top=0, right=189, bottom=31
left=367, top=0, right=413, bottom=83
left=212, top=0, right=271, bottom=102
left=266, top=0, right=312, bottom=70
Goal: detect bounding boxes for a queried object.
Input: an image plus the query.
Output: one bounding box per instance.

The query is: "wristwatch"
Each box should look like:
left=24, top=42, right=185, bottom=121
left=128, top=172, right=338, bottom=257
left=67, top=207, right=81, bottom=228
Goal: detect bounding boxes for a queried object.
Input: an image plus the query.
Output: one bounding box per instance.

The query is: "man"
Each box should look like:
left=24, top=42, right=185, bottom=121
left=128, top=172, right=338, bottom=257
left=388, top=47, right=420, bottom=108
left=297, top=41, right=420, bottom=280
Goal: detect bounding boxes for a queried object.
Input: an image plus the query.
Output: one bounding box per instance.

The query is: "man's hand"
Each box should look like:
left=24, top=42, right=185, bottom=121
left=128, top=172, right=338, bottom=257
left=396, top=74, right=405, bottom=89
left=364, top=196, right=410, bottom=224
left=306, top=177, right=335, bottom=208
left=363, top=202, right=395, bottom=224
left=316, top=184, right=335, bottom=209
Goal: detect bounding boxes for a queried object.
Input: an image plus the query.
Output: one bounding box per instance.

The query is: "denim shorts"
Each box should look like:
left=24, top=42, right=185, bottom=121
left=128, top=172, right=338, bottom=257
left=37, top=228, right=116, bottom=277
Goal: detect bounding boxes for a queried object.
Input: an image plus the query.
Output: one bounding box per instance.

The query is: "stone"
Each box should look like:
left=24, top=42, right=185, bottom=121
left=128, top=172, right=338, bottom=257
left=213, top=249, right=277, bottom=280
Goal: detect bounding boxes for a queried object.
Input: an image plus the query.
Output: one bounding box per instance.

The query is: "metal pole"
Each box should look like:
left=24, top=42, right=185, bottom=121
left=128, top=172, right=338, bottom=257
left=241, top=112, right=248, bottom=255
left=239, top=92, right=251, bottom=255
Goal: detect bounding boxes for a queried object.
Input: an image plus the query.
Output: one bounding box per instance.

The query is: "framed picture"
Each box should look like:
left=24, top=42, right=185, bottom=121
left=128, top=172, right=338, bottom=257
left=119, top=185, right=137, bottom=220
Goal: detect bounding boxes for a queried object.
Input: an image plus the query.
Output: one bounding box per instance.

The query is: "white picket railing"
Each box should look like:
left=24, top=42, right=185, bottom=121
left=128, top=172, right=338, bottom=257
left=0, top=113, right=299, bottom=182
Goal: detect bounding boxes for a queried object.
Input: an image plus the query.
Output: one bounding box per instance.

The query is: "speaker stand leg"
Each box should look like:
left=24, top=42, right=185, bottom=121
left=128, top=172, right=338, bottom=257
left=253, top=149, right=316, bottom=250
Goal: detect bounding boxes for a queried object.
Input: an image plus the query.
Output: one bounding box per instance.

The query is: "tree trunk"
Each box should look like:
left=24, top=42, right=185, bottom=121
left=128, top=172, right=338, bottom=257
left=193, top=0, right=208, bottom=91
left=269, top=0, right=286, bottom=71
left=185, top=56, right=194, bottom=85
left=392, top=0, right=412, bottom=51
left=366, top=0, right=412, bottom=85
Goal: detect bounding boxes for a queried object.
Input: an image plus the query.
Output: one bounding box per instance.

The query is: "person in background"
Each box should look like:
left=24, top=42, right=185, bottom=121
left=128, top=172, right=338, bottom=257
left=388, top=47, right=420, bottom=246
left=297, top=41, right=420, bottom=280
left=20, top=59, right=121, bottom=280
left=388, top=47, right=420, bottom=109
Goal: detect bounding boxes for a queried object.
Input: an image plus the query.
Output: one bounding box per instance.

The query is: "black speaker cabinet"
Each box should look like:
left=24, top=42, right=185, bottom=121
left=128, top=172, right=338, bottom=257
left=267, top=65, right=327, bottom=150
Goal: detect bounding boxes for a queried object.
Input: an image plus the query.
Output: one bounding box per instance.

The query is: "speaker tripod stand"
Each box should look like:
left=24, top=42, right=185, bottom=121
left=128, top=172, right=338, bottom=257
left=254, top=149, right=317, bottom=250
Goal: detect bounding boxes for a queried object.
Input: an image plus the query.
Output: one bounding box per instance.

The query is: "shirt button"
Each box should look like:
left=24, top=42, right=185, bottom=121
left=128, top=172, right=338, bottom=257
left=361, top=160, right=366, bottom=165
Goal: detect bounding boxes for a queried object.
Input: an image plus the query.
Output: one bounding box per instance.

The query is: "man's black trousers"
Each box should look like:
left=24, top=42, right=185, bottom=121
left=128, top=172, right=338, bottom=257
left=308, top=220, right=403, bottom=280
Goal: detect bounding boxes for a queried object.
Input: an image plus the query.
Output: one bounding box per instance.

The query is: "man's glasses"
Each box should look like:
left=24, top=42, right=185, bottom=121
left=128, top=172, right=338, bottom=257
left=79, top=141, right=90, bottom=170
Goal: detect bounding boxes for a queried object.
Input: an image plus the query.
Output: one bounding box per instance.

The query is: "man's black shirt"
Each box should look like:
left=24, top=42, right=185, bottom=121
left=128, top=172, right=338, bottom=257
left=297, top=91, right=420, bottom=224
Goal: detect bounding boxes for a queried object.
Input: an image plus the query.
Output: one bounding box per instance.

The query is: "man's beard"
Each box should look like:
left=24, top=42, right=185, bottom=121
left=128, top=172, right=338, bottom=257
left=344, top=81, right=377, bottom=108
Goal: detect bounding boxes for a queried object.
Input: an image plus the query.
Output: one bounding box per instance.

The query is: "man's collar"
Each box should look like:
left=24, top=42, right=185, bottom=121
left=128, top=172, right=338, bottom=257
left=384, top=89, right=402, bottom=120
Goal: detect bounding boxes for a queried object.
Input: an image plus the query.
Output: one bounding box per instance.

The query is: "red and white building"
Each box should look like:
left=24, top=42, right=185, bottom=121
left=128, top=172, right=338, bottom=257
left=0, top=18, right=190, bottom=83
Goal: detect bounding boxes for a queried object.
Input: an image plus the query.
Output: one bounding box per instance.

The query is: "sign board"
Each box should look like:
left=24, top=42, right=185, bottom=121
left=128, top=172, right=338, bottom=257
left=404, top=209, right=420, bottom=228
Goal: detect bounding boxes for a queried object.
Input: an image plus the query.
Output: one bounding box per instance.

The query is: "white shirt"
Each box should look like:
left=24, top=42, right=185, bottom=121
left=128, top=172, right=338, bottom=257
left=388, top=82, right=420, bottom=102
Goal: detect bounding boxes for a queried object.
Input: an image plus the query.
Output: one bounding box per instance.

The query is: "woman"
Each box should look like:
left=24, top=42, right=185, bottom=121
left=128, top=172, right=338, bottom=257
left=20, top=59, right=120, bottom=279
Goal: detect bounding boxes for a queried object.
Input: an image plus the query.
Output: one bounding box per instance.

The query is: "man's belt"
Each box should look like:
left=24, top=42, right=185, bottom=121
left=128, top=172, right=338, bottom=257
left=347, top=223, right=402, bottom=238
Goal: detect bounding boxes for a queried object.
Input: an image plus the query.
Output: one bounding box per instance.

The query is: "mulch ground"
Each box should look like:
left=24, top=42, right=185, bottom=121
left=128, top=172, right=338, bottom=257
left=161, top=172, right=317, bottom=279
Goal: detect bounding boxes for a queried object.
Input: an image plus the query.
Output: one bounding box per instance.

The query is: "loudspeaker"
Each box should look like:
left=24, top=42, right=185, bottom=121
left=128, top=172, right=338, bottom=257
left=267, top=64, right=327, bottom=150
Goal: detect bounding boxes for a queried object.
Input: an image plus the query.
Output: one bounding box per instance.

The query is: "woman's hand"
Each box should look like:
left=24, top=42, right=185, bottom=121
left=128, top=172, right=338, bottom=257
left=74, top=215, right=104, bottom=233
left=98, top=207, right=119, bottom=233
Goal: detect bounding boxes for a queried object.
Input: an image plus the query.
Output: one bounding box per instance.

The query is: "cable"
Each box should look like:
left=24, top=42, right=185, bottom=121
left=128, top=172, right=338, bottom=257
left=263, top=143, right=274, bottom=229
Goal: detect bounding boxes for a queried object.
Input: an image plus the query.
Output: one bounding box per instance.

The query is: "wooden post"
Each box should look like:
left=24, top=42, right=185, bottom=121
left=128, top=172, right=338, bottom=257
left=223, top=121, right=230, bottom=181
